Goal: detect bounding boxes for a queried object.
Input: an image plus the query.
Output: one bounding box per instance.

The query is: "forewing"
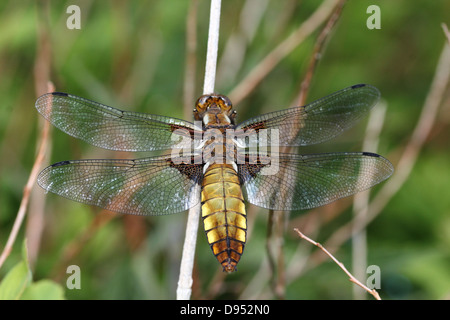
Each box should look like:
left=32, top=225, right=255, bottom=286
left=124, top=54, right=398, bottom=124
left=238, top=152, right=393, bottom=210
left=235, top=84, right=380, bottom=147
left=37, top=156, right=203, bottom=215
left=35, top=92, right=199, bottom=152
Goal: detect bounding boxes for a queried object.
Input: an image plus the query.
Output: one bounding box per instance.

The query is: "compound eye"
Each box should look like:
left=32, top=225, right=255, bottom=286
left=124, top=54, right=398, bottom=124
left=219, top=95, right=232, bottom=107
left=195, top=94, right=211, bottom=109
left=197, top=94, right=211, bottom=104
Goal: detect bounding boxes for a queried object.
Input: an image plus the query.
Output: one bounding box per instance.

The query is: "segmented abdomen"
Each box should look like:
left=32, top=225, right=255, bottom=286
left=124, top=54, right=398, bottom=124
left=201, top=163, right=247, bottom=272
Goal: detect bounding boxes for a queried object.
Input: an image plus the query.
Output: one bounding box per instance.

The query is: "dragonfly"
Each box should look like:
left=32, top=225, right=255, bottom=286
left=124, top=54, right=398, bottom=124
left=35, top=84, right=393, bottom=273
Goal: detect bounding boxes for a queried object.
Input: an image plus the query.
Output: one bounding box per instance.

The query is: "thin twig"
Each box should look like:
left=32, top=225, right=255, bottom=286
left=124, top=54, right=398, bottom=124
left=203, top=0, right=221, bottom=94
left=183, top=0, right=198, bottom=120
left=266, top=210, right=286, bottom=299
left=0, top=84, right=53, bottom=270
left=294, top=228, right=381, bottom=300
left=26, top=0, right=53, bottom=270
left=0, top=1, right=54, bottom=270
left=264, top=0, right=346, bottom=299
left=176, top=0, right=222, bottom=300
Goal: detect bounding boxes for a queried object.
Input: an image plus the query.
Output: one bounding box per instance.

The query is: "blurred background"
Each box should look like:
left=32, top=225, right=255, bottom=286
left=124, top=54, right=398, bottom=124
left=0, top=0, right=449, bottom=299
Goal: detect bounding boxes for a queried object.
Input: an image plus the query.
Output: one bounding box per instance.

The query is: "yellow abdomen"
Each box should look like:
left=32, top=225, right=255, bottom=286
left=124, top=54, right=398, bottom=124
left=201, top=163, right=247, bottom=272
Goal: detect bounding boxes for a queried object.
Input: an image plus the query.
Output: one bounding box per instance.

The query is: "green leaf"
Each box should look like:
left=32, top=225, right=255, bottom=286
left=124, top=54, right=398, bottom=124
left=0, top=260, right=32, bottom=300
left=21, top=280, right=65, bottom=300
left=0, top=239, right=32, bottom=300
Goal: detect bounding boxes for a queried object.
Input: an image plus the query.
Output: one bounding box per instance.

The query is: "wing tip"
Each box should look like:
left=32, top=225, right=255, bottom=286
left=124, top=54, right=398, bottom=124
left=351, top=83, right=367, bottom=89
left=51, top=92, right=69, bottom=97
left=51, top=160, right=72, bottom=167
left=36, top=92, right=69, bottom=101
left=351, top=83, right=380, bottom=96
left=362, top=151, right=395, bottom=178
left=362, top=151, right=380, bottom=157
left=35, top=92, right=69, bottom=111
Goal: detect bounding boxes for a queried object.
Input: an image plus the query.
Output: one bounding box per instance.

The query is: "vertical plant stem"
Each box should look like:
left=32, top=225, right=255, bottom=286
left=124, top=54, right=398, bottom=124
left=352, top=101, right=386, bottom=299
left=203, top=0, right=221, bottom=94
left=0, top=1, right=53, bottom=271
left=176, top=0, right=222, bottom=300
left=183, top=0, right=198, bottom=120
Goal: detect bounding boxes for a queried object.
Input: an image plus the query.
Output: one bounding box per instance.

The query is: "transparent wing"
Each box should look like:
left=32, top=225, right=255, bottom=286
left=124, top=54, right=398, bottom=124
left=37, top=155, right=203, bottom=215
left=35, top=92, right=199, bottom=152
left=235, top=84, right=380, bottom=147
left=238, top=151, right=393, bottom=210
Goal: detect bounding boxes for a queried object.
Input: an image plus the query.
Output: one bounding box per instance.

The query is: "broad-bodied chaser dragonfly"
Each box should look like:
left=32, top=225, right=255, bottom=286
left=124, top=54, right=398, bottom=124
left=36, top=84, right=393, bottom=272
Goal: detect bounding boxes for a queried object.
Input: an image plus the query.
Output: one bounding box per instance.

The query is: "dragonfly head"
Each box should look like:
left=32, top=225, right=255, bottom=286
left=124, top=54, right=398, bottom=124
left=194, top=94, right=236, bottom=126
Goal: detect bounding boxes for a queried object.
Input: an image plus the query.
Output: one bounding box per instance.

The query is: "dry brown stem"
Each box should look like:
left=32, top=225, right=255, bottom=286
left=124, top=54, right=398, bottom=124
left=296, top=0, right=346, bottom=106
left=0, top=2, right=54, bottom=270
left=228, top=0, right=341, bottom=104
left=294, top=228, right=381, bottom=300
left=264, top=0, right=346, bottom=299
left=0, top=82, right=53, bottom=270
left=183, top=0, right=198, bottom=120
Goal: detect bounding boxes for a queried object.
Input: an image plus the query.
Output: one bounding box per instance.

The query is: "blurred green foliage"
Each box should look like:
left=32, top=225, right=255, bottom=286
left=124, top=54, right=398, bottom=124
left=0, top=0, right=449, bottom=299
left=0, top=239, right=64, bottom=299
